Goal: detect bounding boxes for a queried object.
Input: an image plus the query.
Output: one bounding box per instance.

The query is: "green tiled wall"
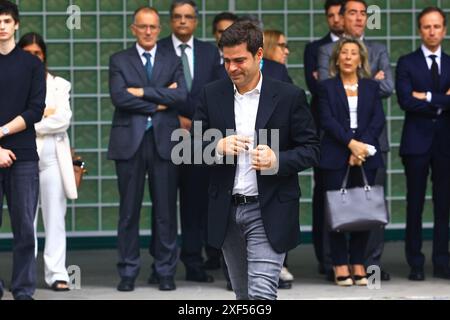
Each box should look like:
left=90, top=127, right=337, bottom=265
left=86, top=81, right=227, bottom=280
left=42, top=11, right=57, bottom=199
left=1, top=0, right=448, bottom=236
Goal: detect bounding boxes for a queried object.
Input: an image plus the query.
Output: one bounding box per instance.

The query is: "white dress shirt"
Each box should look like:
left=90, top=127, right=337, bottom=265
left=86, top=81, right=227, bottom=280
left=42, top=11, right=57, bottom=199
left=330, top=32, right=340, bottom=42
left=136, top=43, right=156, bottom=67
left=231, top=73, right=263, bottom=196
left=171, top=34, right=194, bottom=79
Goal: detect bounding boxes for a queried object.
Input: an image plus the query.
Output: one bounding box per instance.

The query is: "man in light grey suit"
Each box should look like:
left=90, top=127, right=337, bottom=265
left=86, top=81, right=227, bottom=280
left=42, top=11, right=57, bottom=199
left=108, top=6, right=187, bottom=292
left=317, top=0, right=393, bottom=281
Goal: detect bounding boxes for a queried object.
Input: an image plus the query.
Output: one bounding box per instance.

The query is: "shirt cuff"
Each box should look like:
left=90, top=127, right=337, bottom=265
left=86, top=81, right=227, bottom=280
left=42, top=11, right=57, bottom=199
left=426, top=92, right=432, bottom=102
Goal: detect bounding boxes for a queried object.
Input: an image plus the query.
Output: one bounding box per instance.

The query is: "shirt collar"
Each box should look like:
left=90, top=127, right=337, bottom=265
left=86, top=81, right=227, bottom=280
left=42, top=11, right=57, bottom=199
left=330, top=32, right=340, bottom=42
left=343, top=33, right=364, bottom=41
left=234, top=72, right=263, bottom=97
left=172, top=33, right=194, bottom=50
left=136, top=42, right=157, bottom=58
left=421, top=44, right=441, bottom=59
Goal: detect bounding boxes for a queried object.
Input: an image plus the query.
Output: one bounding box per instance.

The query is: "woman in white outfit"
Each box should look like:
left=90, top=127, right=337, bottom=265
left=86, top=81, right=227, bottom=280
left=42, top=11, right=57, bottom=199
left=19, top=33, right=78, bottom=291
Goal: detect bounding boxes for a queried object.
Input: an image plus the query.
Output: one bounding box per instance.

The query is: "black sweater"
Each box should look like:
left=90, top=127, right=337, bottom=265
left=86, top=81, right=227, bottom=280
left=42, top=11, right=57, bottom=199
left=0, top=46, right=46, bottom=161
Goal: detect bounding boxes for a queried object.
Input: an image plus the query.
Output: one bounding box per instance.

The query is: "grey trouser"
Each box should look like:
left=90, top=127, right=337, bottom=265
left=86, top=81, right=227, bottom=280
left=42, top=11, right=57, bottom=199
left=222, top=202, right=285, bottom=300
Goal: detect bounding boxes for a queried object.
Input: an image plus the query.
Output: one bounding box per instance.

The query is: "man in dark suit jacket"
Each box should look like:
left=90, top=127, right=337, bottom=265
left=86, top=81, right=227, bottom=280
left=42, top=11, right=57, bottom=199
left=157, top=0, right=221, bottom=283
left=317, top=0, right=393, bottom=281
left=108, top=6, right=187, bottom=292
left=396, top=7, right=450, bottom=281
left=193, top=21, right=319, bottom=300
left=303, top=0, right=344, bottom=275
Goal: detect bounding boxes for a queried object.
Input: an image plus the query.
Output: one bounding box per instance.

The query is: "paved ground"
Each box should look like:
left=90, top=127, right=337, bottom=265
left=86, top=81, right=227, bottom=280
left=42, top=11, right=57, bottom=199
left=0, top=241, right=449, bottom=300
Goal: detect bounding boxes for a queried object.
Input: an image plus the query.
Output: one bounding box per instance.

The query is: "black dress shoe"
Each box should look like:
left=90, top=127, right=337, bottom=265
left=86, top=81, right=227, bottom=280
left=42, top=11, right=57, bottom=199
left=186, top=268, right=214, bottom=283
left=117, top=277, right=135, bottom=291
left=408, top=267, right=425, bottom=281
left=204, top=258, right=221, bottom=270
left=14, top=294, right=34, bottom=300
left=159, top=276, right=176, bottom=291
left=433, top=266, right=450, bottom=279
left=380, top=269, right=391, bottom=281
left=147, top=272, right=159, bottom=285
left=226, top=281, right=233, bottom=291
left=278, top=278, right=292, bottom=289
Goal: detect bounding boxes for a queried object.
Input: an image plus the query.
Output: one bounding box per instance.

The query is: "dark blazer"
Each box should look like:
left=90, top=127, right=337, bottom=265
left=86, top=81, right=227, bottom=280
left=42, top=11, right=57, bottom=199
left=396, top=48, right=450, bottom=157
left=107, top=45, right=187, bottom=161
left=318, top=77, right=385, bottom=170
left=304, top=33, right=334, bottom=127
left=304, top=33, right=333, bottom=97
left=261, top=59, right=293, bottom=83
left=158, top=37, right=221, bottom=119
left=193, top=77, right=320, bottom=253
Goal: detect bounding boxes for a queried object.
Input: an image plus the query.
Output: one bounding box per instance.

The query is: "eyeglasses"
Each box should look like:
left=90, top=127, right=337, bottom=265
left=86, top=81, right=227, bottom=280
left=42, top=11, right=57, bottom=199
left=171, top=14, right=196, bottom=21
left=133, top=24, right=160, bottom=32
left=277, top=43, right=289, bottom=50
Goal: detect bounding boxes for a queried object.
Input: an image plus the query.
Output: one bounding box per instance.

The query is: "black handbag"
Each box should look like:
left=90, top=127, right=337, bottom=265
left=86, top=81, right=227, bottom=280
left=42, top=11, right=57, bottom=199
left=324, top=165, right=389, bottom=232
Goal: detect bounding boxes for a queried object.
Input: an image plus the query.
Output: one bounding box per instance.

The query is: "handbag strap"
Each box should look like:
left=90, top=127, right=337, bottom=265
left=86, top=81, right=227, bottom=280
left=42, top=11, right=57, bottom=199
left=340, top=165, right=371, bottom=193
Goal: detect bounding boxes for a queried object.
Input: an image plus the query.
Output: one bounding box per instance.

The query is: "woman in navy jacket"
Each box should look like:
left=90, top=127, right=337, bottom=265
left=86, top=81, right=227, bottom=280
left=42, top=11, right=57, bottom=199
left=318, top=38, right=385, bottom=286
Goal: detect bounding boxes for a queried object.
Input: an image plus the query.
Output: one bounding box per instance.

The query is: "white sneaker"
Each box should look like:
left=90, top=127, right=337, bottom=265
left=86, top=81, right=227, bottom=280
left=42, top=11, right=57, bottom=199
left=279, top=267, right=294, bottom=282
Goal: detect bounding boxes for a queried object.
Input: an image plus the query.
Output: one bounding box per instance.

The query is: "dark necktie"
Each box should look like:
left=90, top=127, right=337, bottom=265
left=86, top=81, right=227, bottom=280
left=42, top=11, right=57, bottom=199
left=143, top=52, right=152, bottom=130
left=429, top=54, right=439, bottom=92
left=179, top=44, right=192, bottom=91
left=143, top=52, right=153, bottom=81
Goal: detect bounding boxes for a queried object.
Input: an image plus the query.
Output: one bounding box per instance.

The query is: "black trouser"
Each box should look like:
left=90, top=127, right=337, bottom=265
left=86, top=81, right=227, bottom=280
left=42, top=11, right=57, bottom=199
left=179, top=164, right=209, bottom=270
left=364, top=152, right=387, bottom=268
left=312, top=167, right=325, bottom=266
left=0, top=161, right=39, bottom=298
left=403, top=145, right=450, bottom=269
left=116, top=129, right=179, bottom=279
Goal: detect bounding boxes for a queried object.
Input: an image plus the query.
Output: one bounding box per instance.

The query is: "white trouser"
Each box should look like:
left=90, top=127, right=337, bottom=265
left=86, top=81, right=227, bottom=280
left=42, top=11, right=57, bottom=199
left=34, top=136, right=70, bottom=286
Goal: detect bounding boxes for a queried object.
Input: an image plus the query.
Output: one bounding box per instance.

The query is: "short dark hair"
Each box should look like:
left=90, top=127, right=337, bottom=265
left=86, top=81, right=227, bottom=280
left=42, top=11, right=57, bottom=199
left=325, top=0, right=345, bottom=14
left=0, top=0, right=19, bottom=23
left=133, top=6, right=159, bottom=22
left=212, top=12, right=237, bottom=35
left=218, top=21, right=263, bottom=56
left=17, top=32, right=47, bottom=64
left=417, top=6, right=447, bottom=28
left=169, top=0, right=199, bottom=18
left=339, top=0, right=367, bottom=15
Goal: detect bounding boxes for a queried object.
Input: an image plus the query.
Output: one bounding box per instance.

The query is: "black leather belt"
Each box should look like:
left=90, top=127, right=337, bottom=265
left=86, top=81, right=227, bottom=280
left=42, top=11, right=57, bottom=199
left=232, top=194, right=259, bottom=206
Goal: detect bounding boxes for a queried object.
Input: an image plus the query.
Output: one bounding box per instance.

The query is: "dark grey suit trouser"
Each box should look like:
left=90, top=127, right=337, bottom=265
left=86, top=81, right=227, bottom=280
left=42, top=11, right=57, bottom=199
left=0, top=161, right=39, bottom=298
left=115, top=129, right=179, bottom=279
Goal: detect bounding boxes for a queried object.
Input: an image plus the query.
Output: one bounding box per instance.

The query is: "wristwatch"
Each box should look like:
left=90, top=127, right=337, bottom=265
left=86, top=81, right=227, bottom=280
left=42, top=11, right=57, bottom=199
left=0, top=126, right=9, bottom=137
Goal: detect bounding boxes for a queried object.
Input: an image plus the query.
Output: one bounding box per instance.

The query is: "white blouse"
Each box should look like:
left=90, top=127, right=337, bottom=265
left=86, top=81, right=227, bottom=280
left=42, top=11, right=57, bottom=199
left=347, top=96, right=358, bottom=129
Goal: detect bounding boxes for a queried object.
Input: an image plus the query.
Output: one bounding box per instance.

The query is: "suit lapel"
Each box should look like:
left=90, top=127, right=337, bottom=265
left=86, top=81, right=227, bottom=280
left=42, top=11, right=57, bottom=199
left=219, top=80, right=236, bottom=131
left=416, top=49, right=433, bottom=88
left=193, top=39, right=201, bottom=91
left=127, top=46, right=148, bottom=84
left=336, top=76, right=350, bottom=116
left=151, top=48, right=163, bottom=83
left=356, top=79, right=366, bottom=128
left=440, top=52, right=450, bottom=90
left=255, top=78, right=276, bottom=130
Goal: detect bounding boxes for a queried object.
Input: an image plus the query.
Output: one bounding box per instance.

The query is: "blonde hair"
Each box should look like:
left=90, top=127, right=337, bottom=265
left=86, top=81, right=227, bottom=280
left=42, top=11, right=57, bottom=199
left=263, top=29, right=284, bottom=61
left=329, top=37, right=371, bottom=78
